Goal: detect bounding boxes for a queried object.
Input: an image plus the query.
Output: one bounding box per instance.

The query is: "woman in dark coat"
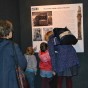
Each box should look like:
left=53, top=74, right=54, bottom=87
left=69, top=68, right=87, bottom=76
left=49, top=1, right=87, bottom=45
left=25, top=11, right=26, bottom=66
left=45, top=30, right=80, bottom=88
left=0, top=20, right=27, bottom=88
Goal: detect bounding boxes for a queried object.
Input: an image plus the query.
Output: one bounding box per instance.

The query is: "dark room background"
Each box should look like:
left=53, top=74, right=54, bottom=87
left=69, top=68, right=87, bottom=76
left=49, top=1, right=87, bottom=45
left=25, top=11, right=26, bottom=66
left=0, top=0, right=88, bottom=88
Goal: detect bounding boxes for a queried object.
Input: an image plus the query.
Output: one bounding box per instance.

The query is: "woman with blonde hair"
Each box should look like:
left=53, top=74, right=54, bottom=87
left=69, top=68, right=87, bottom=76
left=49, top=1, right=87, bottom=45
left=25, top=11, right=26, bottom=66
left=44, top=29, right=80, bottom=88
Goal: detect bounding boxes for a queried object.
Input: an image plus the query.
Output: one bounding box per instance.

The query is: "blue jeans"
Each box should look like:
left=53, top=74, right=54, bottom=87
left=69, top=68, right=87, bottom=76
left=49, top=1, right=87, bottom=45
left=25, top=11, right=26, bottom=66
left=40, top=70, right=53, bottom=78
left=25, top=70, right=35, bottom=88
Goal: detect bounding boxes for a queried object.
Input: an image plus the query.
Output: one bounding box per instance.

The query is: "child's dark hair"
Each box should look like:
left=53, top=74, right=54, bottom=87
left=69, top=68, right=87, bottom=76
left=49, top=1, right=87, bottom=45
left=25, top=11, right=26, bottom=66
left=40, top=42, right=48, bottom=52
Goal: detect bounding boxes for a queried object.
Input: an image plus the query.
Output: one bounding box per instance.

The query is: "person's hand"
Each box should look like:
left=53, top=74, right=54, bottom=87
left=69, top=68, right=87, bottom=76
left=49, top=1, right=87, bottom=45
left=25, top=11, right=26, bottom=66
left=52, top=71, right=56, bottom=76
left=33, top=46, right=37, bottom=51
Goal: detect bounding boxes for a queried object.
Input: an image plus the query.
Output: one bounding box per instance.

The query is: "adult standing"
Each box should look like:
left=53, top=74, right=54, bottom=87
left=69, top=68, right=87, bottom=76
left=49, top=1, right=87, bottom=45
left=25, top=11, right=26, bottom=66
left=0, top=19, right=27, bottom=88
left=45, top=29, right=80, bottom=88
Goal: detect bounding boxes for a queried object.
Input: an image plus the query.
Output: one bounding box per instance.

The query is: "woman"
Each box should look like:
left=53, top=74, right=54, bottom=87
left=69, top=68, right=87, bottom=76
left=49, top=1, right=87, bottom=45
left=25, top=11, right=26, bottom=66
left=45, top=30, right=80, bottom=88
left=0, top=19, right=27, bottom=88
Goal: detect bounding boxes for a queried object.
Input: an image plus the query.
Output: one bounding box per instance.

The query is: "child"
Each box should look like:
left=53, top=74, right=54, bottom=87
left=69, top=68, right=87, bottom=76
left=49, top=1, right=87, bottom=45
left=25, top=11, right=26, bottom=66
left=24, top=46, right=37, bottom=88
left=45, top=30, right=80, bottom=88
left=38, top=42, right=53, bottom=88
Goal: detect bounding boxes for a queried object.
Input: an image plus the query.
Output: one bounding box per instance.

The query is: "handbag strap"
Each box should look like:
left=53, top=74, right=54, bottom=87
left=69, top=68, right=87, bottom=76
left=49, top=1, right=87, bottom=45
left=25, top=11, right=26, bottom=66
left=12, top=42, right=19, bottom=67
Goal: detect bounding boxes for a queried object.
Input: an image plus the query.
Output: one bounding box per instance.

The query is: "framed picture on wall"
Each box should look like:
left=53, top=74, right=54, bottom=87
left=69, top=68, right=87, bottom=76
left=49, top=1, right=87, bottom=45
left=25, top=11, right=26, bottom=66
left=31, top=3, right=84, bottom=52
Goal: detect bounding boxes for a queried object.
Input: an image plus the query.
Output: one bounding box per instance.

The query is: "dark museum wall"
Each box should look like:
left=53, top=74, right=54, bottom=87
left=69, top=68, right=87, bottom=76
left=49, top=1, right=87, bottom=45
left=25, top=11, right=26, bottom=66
left=0, top=0, right=21, bottom=44
left=0, top=0, right=88, bottom=88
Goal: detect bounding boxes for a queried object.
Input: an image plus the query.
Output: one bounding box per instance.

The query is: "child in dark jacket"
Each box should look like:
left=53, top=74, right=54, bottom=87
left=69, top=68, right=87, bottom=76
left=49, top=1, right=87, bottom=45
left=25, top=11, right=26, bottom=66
left=38, top=42, right=53, bottom=88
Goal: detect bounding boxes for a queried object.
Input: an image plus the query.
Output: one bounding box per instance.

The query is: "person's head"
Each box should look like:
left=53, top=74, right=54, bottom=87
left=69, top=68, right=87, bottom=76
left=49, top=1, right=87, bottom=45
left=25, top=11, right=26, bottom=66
left=26, top=46, right=34, bottom=55
left=44, top=31, right=53, bottom=41
left=40, top=42, right=48, bottom=52
left=0, top=20, right=13, bottom=39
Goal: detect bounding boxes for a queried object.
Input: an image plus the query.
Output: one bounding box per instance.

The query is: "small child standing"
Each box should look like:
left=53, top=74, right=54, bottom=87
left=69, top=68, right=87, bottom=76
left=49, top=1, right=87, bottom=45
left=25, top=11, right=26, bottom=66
left=24, top=46, right=37, bottom=88
left=38, top=42, right=53, bottom=88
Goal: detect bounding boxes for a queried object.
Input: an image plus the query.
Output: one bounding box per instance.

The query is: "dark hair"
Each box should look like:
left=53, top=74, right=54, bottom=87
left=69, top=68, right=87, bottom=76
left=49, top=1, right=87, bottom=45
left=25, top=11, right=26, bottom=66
left=0, top=20, right=13, bottom=37
left=40, top=42, right=48, bottom=52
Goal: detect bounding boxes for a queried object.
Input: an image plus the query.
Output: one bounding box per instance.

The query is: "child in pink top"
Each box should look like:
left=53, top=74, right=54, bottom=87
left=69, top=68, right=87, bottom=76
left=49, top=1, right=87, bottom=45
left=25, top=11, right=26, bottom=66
left=38, top=42, right=53, bottom=88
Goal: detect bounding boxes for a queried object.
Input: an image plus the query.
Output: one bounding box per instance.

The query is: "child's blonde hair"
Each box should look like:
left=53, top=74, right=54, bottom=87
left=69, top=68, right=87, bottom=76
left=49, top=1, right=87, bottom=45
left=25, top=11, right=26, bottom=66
left=44, top=31, right=53, bottom=41
left=26, top=46, right=34, bottom=55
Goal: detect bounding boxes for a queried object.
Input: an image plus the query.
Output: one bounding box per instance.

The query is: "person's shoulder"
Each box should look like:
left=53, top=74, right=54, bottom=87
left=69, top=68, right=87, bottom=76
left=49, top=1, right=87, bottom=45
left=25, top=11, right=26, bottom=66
left=24, top=53, right=27, bottom=56
left=49, top=34, right=54, bottom=38
left=31, top=54, right=36, bottom=58
left=13, top=42, right=19, bottom=48
left=13, top=42, right=18, bottom=45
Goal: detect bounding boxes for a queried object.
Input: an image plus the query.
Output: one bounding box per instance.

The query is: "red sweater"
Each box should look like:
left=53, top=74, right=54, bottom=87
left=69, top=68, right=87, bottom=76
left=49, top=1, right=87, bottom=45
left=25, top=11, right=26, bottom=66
left=38, top=50, right=52, bottom=71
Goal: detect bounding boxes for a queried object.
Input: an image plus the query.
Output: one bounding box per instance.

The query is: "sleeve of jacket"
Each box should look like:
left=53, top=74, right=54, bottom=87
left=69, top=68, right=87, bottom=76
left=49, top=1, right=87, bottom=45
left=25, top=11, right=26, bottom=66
left=14, top=44, right=27, bottom=70
left=48, top=36, right=57, bottom=71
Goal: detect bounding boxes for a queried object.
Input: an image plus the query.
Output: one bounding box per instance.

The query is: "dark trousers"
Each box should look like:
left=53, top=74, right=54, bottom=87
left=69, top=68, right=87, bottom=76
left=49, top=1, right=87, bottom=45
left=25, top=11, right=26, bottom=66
left=41, top=77, right=51, bottom=88
left=57, top=76, right=72, bottom=88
